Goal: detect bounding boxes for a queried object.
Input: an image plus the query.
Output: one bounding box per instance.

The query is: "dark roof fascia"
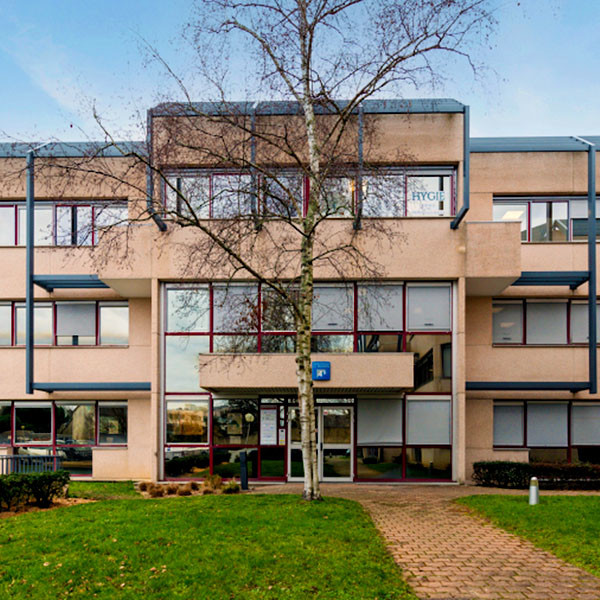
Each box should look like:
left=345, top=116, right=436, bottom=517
left=0, top=141, right=146, bottom=159
left=150, top=98, right=466, bottom=118
left=471, top=136, right=599, bottom=153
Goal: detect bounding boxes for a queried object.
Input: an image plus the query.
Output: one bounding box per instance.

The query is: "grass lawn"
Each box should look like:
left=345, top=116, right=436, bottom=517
left=457, top=494, right=600, bottom=576
left=68, top=481, right=140, bottom=500
left=0, top=494, right=414, bottom=600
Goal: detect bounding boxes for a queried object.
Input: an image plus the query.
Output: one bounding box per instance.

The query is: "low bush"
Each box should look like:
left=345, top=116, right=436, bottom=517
left=165, top=484, right=179, bottom=495
left=190, top=481, right=199, bottom=491
left=176, top=484, right=192, bottom=496
left=0, top=470, right=70, bottom=511
left=472, top=461, right=600, bottom=489
left=138, top=481, right=150, bottom=492
left=203, top=474, right=223, bottom=491
left=148, top=485, right=164, bottom=498
left=222, top=481, right=241, bottom=495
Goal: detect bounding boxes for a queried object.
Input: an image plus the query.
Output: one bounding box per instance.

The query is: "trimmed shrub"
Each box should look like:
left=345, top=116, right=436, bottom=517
left=0, top=470, right=70, bottom=511
left=148, top=485, right=164, bottom=498
left=138, top=481, right=150, bottom=492
left=165, top=484, right=179, bottom=495
left=203, top=474, right=223, bottom=491
left=176, top=484, right=192, bottom=496
left=472, top=461, right=600, bottom=490
left=222, top=481, right=241, bottom=495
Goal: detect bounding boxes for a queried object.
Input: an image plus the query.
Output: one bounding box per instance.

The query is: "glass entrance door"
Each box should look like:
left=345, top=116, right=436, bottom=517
left=288, top=405, right=354, bottom=481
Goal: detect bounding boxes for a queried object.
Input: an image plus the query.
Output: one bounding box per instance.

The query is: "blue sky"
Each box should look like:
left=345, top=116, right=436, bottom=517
left=0, top=0, right=599, bottom=141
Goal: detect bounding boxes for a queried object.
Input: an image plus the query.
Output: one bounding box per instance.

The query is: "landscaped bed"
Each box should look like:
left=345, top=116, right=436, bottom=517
left=0, top=490, right=414, bottom=599
left=457, top=494, right=600, bottom=577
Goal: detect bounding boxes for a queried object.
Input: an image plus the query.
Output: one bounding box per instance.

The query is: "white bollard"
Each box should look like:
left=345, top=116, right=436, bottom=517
left=529, top=476, right=539, bottom=505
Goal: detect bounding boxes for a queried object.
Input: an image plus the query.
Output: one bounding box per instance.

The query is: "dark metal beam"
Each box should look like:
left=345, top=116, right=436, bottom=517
left=25, top=150, right=34, bottom=395
left=466, top=381, right=590, bottom=393
left=587, top=141, right=597, bottom=393
left=450, top=105, right=470, bottom=230
left=512, top=271, right=589, bottom=289
left=32, top=382, right=151, bottom=393
left=33, top=274, right=110, bottom=291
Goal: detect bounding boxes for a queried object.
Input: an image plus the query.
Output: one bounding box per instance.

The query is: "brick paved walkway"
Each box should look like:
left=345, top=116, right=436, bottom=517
left=253, top=483, right=600, bottom=600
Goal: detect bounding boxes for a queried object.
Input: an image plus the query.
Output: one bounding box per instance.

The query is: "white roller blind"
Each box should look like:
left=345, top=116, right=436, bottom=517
left=407, top=286, right=451, bottom=331
left=570, top=303, right=600, bottom=343
left=313, top=285, right=353, bottom=331
left=493, top=403, right=524, bottom=446
left=572, top=404, right=600, bottom=444
left=358, top=285, right=403, bottom=331
left=527, top=402, right=568, bottom=447
left=56, top=303, right=96, bottom=336
left=406, top=397, right=451, bottom=444
left=526, top=302, right=567, bottom=344
left=493, top=302, right=523, bottom=343
left=357, top=398, right=403, bottom=445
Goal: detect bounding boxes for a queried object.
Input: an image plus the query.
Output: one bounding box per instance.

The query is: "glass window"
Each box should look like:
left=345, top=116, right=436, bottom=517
left=164, top=447, right=210, bottom=478
left=99, top=403, right=128, bottom=444
left=55, top=403, right=95, bottom=445
left=0, top=402, right=11, bottom=444
left=15, top=303, right=53, bottom=345
left=526, top=302, right=567, bottom=344
left=572, top=218, right=600, bottom=241
left=406, top=397, right=451, bottom=445
left=56, top=206, right=93, bottom=246
left=356, top=447, right=403, bottom=479
left=261, top=335, right=296, bottom=352
left=0, top=303, right=11, bottom=345
left=406, top=175, right=452, bottom=217
left=262, top=288, right=297, bottom=332
left=406, top=447, right=451, bottom=479
left=406, top=286, right=451, bottom=331
left=319, top=178, right=354, bottom=216
left=0, top=205, right=15, bottom=245
left=56, top=302, right=96, bottom=346
left=59, top=446, right=93, bottom=476
left=14, top=403, right=52, bottom=444
left=262, top=174, right=302, bottom=218
left=212, top=448, right=258, bottom=478
left=406, top=335, right=452, bottom=393
left=260, top=446, right=286, bottom=478
left=362, top=174, right=405, bottom=217
left=527, top=402, right=568, bottom=447
left=530, top=202, right=568, bottom=242
left=167, top=287, right=209, bottom=333
left=165, top=335, right=209, bottom=392
left=313, top=285, right=353, bottom=331
left=211, top=174, right=253, bottom=218
left=570, top=302, right=600, bottom=344
left=213, top=335, right=258, bottom=353
left=493, top=203, right=528, bottom=241
left=212, top=399, right=259, bottom=445
left=18, top=205, right=53, bottom=246
left=166, top=176, right=210, bottom=218
left=358, top=284, right=403, bottom=331
left=166, top=398, right=209, bottom=444
left=357, top=398, right=403, bottom=445
left=493, top=302, right=523, bottom=343
left=99, top=304, right=129, bottom=345
left=493, top=402, right=524, bottom=446
left=213, top=284, right=258, bottom=332
left=572, top=404, right=600, bottom=445
left=357, top=334, right=403, bottom=352
left=95, top=203, right=128, bottom=232
left=311, top=335, right=353, bottom=352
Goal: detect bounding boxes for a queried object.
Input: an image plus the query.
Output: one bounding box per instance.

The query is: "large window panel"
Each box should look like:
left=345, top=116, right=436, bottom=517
left=0, top=205, right=15, bottom=245
left=166, top=176, right=210, bottom=218
left=357, top=398, right=403, bottom=445
left=14, top=403, right=52, bottom=444
left=211, top=174, right=253, bottom=218
left=99, top=304, right=129, bottom=345
left=18, top=205, right=53, bottom=246
left=530, top=202, right=567, bottom=242
left=55, top=403, right=95, bottom=445
left=406, top=335, right=451, bottom=393
left=262, top=174, right=302, bottom=218
left=570, top=302, right=600, bottom=344
left=493, top=203, right=528, bottom=241
left=493, top=402, right=524, bottom=446
left=362, top=175, right=405, bottom=217
left=56, top=302, right=96, bottom=345
left=406, top=285, right=451, bottom=331
left=262, top=288, right=297, bottom=332
left=166, top=398, right=209, bottom=444
left=167, top=287, right=209, bottom=333
left=572, top=404, right=600, bottom=445
left=526, top=302, right=567, bottom=344
left=99, top=403, right=128, bottom=444
left=212, top=399, right=259, bottom=445
left=406, top=397, right=451, bottom=445
left=0, top=402, right=11, bottom=444
left=313, top=285, right=353, bottom=331
left=15, top=303, right=53, bottom=345
left=165, top=335, right=209, bottom=392
left=492, top=302, right=523, bottom=344
left=319, top=178, right=354, bottom=216
left=406, top=175, right=452, bottom=216
left=527, top=402, right=568, bottom=447
left=0, top=303, right=11, bottom=345
left=213, top=284, right=258, bottom=333
left=358, top=284, right=403, bottom=331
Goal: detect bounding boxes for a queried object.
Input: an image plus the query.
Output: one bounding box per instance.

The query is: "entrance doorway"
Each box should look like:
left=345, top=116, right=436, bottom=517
left=288, top=405, right=354, bottom=481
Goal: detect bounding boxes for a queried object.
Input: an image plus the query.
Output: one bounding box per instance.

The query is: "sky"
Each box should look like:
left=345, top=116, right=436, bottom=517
left=0, top=0, right=599, bottom=142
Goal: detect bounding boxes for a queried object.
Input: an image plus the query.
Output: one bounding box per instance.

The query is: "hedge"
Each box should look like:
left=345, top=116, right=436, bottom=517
left=0, top=470, right=70, bottom=511
left=472, top=461, right=600, bottom=490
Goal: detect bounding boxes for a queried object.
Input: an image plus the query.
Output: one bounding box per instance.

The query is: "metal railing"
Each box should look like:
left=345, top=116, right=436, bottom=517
left=0, top=455, right=63, bottom=475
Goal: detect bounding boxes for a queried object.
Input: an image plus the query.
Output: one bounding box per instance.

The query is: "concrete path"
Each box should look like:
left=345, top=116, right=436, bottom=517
left=253, top=483, right=600, bottom=600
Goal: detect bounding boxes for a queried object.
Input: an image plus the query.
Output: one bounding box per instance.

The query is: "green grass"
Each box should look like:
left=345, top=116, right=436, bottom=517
left=0, top=494, right=414, bottom=600
left=68, top=481, right=140, bottom=500
left=457, top=495, right=600, bottom=576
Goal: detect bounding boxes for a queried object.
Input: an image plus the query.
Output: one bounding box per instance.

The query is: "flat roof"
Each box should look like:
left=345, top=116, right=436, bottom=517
left=471, top=136, right=600, bottom=153
left=151, top=98, right=466, bottom=117
left=0, top=141, right=145, bottom=159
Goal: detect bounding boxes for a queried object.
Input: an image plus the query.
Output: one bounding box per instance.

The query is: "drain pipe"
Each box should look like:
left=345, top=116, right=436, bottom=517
left=146, top=109, right=167, bottom=232
left=450, top=105, right=470, bottom=230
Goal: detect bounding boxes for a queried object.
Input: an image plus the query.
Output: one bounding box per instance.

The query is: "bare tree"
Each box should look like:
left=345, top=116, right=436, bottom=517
left=21, top=0, right=494, bottom=500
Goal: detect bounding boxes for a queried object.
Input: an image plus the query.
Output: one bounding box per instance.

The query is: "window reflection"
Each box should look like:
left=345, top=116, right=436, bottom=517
left=406, top=335, right=451, bottom=392
left=213, top=399, right=259, bottom=445
left=55, top=403, right=95, bottom=445
left=165, top=335, right=209, bottom=392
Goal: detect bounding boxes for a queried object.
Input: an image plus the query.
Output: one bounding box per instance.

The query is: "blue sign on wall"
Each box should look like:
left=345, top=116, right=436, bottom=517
left=312, top=361, right=331, bottom=381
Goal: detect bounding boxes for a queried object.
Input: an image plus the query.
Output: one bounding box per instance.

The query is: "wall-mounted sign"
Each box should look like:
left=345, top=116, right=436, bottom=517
left=312, top=361, right=331, bottom=381
left=260, top=407, right=278, bottom=445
